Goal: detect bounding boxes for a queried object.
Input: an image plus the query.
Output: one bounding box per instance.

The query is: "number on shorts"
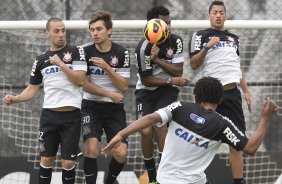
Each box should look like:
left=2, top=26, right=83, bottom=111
left=82, top=115, right=90, bottom=124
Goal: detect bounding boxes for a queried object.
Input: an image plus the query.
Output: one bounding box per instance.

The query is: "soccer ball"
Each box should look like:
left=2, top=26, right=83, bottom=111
left=143, top=19, right=168, bottom=44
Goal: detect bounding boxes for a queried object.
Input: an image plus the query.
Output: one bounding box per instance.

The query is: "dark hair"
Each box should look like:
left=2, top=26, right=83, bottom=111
left=89, top=10, right=113, bottom=30
left=146, top=6, right=170, bottom=21
left=193, top=77, right=223, bottom=104
left=209, top=1, right=226, bottom=13
left=46, top=17, right=63, bottom=31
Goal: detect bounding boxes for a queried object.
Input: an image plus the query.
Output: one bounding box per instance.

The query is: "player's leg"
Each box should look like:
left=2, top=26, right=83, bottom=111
left=216, top=88, right=246, bottom=184
left=60, top=109, right=81, bottom=184
left=229, top=147, right=244, bottom=183
left=103, top=103, right=128, bottom=184
left=81, top=100, right=103, bottom=184
left=136, top=89, right=157, bottom=183
left=38, top=109, right=60, bottom=184
left=154, top=86, right=179, bottom=161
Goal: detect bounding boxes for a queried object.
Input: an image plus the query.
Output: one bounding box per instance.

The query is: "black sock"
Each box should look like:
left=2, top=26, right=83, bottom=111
left=62, top=166, right=75, bottom=184
left=39, top=164, right=52, bottom=184
left=234, top=178, right=245, bottom=184
left=144, top=157, right=156, bottom=183
left=84, top=157, right=98, bottom=184
left=105, top=157, right=125, bottom=184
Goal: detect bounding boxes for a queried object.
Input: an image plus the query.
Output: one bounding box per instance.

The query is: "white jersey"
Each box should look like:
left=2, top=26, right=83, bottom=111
left=30, top=45, right=87, bottom=109
left=155, top=101, right=248, bottom=184
left=189, top=28, right=242, bottom=86
left=82, top=42, right=130, bottom=102
left=135, top=34, right=184, bottom=90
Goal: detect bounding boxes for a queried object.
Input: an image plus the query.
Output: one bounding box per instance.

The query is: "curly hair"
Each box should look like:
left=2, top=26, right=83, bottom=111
left=146, top=6, right=170, bottom=21
left=193, top=77, right=223, bottom=104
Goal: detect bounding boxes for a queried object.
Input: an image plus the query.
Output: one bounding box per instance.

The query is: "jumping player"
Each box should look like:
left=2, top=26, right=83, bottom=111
left=102, top=76, right=278, bottom=184
left=81, top=10, right=130, bottom=184
left=135, top=6, right=188, bottom=183
left=4, top=17, right=87, bottom=184
left=188, top=1, right=252, bottom=183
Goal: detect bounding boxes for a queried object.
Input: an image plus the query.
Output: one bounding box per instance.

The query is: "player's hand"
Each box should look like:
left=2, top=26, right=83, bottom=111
left=207, top=36, right=220, bottom=48
left=4, top=94, right=15, bottom=105
left=244, top=91, right=252, bottom=113
left=101, top=134, right=123, bottom=156
left=171, top=77, right=189, bottom=87
left=49, top=54, right=64, bottom=67
left=260, top=97, right=278, bottom=122
left=109, top=92, right=124, bottom=104
left=90, top=57, right=110, bottom=70
left=150, top=44, right=160, bottom=61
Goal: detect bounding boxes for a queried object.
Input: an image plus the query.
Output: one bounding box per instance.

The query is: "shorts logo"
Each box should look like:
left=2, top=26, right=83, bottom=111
left=190, top=113, right=205, bottom=124
left=39, top=140, right=46, bottom=152
left=82, top=125, right=91, bottom=136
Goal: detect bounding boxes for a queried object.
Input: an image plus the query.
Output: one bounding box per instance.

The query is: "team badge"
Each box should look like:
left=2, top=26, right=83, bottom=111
left=39, top=140, right=46, bottom=152
left=165, top=47, right=174, bottom=58
left=110, top=56, right=119, bottom=67
left=82, top=125, right=91, bottom=136
left=63, top=52, right=72, bottom=62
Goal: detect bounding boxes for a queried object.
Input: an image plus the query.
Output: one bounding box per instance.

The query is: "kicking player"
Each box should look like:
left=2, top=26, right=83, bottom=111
left=4, top=17, right=87, bottom=184
left=102, top=76, right=278, bottom=184
left=81, top=10, right=130, bottom=184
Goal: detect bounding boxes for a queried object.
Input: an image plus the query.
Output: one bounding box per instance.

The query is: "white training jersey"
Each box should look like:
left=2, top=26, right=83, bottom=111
left=155, top=101, right=248, bottom=184
left=82, top=42, right=130, bottom=102
left=30, top=45, right=87, bottom=109
left=135, top=34, right=184, bottom=90
left=189, top=28, right=242, bottom=86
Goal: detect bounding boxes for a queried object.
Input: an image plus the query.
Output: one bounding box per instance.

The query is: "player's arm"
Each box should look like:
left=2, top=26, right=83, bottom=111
left=49, top=54, right=86, bottom=87
left=83, top=75, right=124, bottom=103
left=101, top=112, right=162, bottom=155
left=90, top=57, right=128, bottom=92
left=150, top=44, right=183, bottom=77
left=4, top=84, right=40, bottom=105
left=242, top=97, right=277, bottom=155
left=189, top=36, right=220, bottom=70
left=140, top=75, right=188, bottom=87
left=221, top=98, right=277, bottom=155
left=240, top=68, right=252, bottom=112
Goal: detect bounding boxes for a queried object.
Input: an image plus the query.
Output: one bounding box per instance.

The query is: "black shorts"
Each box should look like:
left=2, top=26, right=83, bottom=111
left=135, top=85, right=179, bottom=119
left=216, top=87, right=246, bottom=132
left=81, top=100, right=128, bottom=144
left=38, top=108, right=81, bottom=160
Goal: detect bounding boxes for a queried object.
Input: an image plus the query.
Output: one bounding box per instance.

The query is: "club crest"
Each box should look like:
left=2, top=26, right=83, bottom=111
left=63, top=52, right=72, bottom=62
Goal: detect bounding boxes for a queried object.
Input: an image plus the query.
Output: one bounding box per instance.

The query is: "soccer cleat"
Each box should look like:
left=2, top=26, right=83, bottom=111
left=149, top=181, right=158, bottom=184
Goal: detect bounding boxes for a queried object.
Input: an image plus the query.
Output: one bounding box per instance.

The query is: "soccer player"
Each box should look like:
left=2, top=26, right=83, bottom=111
left=188, top=1, right=252, bottom=183
left=3, top=17, right=87, bottom=184
left=102, top=76, right=278, bottom=184
left=81, top=10, right=130, bottom=184
left=135, top=6, right=189, bottom=183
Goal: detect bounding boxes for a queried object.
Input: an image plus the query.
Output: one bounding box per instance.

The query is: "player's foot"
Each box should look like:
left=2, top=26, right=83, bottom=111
left=149, top=181, right=157, bottom=184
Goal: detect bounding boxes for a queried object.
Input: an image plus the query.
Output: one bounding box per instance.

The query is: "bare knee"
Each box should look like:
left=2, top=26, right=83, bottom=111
left=41, top=156, right=55, bottom=167
left=113, top=143, right=127, bottom=163
left=61, top=159, right=75, bottom=169
left=84, top=138, right=99, bottom=158
left=140, top=127, right=153, bottom=140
